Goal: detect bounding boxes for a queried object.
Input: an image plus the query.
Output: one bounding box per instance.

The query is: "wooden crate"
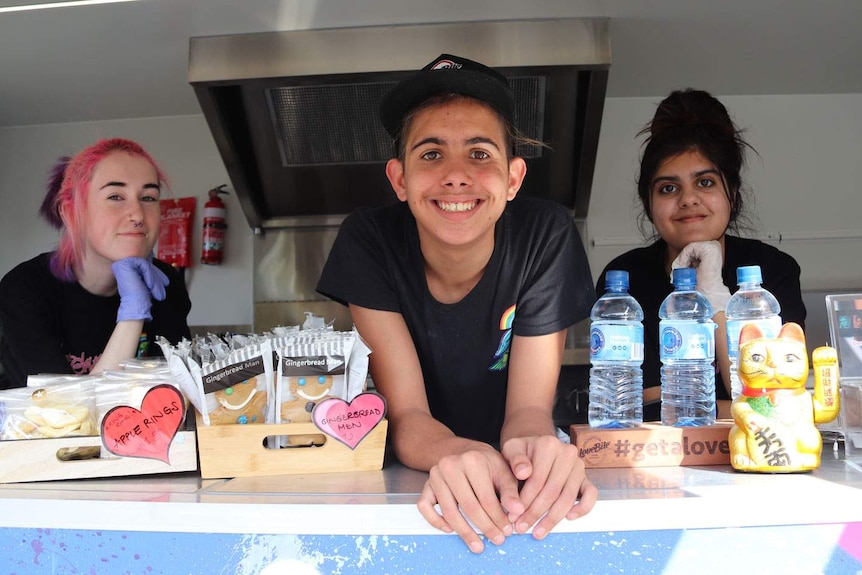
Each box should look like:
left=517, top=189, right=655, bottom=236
left=0, top=431, right=198, bottom=483
left=195, top=416, right=388, bottom=479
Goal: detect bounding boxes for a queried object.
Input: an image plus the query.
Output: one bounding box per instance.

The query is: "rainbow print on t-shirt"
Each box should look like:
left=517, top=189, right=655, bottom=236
left=489, top=304, right=516, bottom=371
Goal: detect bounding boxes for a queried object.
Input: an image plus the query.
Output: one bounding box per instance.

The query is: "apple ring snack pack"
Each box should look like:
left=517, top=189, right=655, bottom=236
left=0, top=377, right=99, bottom=440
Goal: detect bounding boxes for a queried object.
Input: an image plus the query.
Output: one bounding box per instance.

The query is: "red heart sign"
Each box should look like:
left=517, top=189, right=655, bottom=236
left=312, top=393, right=386, bottom=450
left=101, top=384, right=185, bottom=463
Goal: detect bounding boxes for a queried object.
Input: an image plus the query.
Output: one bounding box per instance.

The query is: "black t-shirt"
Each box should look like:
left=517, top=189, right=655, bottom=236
left=317, top=197, right=594, bottom=443
left=0, top=252, right=191, bottom=388
left=596, top=235, right=806, bottom=421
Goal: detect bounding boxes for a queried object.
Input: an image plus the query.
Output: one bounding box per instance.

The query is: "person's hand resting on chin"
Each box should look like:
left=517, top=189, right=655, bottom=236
left=112, top=254, right=169, bottom=322
left=671, top=240, right=730, bottom=312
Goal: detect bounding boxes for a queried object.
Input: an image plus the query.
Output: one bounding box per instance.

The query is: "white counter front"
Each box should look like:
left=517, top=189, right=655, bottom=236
left=2, top=452, right=861, bottom=574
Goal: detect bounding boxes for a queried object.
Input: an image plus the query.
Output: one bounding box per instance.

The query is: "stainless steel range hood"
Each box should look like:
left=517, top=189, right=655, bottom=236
left=189, top=18, right=611, bottom=233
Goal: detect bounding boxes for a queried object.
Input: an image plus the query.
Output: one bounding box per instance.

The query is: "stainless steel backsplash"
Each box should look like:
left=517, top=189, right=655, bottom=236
left=253, top=225, right=354, bottom=332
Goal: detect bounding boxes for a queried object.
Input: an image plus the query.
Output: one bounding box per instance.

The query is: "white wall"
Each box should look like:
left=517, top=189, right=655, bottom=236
left=1, top=94, right=860, bottom=332
left=0, top=116, right=253, bottom=328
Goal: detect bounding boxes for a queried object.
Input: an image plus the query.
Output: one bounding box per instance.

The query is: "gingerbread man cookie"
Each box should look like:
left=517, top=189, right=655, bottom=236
left=208, top=377, right=268, bottom=425
left=280, top=375, right=334, bottom=446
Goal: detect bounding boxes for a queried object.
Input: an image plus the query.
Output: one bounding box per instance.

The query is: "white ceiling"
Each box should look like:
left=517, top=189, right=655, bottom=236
left=1, top=0, right=860, bottom=128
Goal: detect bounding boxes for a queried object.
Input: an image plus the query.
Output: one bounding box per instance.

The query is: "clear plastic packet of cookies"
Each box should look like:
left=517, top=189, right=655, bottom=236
left=273, top=329, right=371, bottom=410
left=157, top=336, right=208, bottom=422
left=102, top=357, right=172, bottom=381
left=274, top=329, right=370, bottom=447
left=201, top=333, right=231, bottom=361
left=94, top=378, right=188, bottom=426
left=274, top=336, right=350, bottom=447
left=0, top=377, right=99, bottom=440
left=276, top=338, right=351, bottom=421
left=346, top=331, right=372, bottom=399
left=223, top=332, right=267, bottom=351
left=116, top=357, right=171, bottom=374
left=271, top=324, right=301, bottom=338
left=26, top=373, right=98, bottom=388
left=197, top=338, right=275, bottom=426
left=301, top=311, right=334, bottom=331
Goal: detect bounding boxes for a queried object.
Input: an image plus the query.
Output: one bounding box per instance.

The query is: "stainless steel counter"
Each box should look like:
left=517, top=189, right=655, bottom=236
left=2, top=453, right=861, bottom=574
left=3, top=457, right=861, bottom=530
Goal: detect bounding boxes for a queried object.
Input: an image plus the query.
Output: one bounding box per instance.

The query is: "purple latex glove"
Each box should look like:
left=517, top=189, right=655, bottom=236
left=111, top=255, right=170, bottom=322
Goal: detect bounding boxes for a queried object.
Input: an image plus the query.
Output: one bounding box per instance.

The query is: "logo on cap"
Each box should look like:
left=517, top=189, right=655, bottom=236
left=430, top=59, right=461, bottom=70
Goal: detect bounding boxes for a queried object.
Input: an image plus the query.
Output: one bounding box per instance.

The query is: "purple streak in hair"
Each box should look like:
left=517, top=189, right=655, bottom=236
left=40, top=156, right=71, bottom=229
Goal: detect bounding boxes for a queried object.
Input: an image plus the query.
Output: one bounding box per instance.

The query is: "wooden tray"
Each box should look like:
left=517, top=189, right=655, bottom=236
left=195, top=416, right=388, bottom=479
left=0, top=431, right=198, bottom=483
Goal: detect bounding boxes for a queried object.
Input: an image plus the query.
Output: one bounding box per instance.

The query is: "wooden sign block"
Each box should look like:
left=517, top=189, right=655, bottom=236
left=570, top=421, right=733, bottom=468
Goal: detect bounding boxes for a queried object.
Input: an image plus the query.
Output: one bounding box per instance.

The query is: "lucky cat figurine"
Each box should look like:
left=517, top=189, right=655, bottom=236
left=729, top=322, right=840, bottom=472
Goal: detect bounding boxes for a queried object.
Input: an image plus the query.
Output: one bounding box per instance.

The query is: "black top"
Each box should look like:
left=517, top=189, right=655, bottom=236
left=0, top=253, right=191, bottom=388
left=317, top=197, right=595, bottom=443
left=597, top=235, right=806, bottom=421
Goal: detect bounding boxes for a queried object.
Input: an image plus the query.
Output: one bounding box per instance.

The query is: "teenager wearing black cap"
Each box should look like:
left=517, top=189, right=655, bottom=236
left=317, top=54, right=596, bottom=552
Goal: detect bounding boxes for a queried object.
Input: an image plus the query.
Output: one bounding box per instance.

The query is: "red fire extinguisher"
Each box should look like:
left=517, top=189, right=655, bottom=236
left=201, top=185, right=228, bottom=265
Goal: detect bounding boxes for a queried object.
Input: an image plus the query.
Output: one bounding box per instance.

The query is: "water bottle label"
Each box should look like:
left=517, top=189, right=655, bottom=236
left=659, top=320, right=715, bottom=360
left=590, top=324, right=644, bottom=362
left=726, top=316, right=782, bottom=355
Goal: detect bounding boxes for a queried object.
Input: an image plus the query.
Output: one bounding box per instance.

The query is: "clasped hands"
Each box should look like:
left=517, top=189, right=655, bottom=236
left=112, top=254, right=169, bottom=322
left=417, top=435, right=597, bottom=553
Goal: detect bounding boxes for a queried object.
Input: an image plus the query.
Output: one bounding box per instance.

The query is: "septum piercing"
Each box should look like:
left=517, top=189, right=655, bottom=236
left=132, top=221, right=143, bottom=228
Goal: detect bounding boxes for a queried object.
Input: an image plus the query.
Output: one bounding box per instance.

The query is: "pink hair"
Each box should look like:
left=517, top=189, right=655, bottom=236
left=46, top=138, right=168, bottom=281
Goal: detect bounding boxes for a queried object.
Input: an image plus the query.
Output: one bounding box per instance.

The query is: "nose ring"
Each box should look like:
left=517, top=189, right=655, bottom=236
left=132, top=221, right=143, bottom=228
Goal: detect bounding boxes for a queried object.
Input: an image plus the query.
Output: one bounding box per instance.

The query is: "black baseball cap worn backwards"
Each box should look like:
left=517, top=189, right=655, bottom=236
left=379, top=53, right=516, bottom=139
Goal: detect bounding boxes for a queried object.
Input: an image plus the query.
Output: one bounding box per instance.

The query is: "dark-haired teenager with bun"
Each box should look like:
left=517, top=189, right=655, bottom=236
left=596, top=89, right=806, bottom=421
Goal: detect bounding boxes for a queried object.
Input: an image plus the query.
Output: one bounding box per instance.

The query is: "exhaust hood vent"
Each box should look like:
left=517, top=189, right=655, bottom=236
left=189, top=19, right=611, bottom=232
left=266, top=77, right=547, bottom=167
left=267, top=83, right=394, bottom=166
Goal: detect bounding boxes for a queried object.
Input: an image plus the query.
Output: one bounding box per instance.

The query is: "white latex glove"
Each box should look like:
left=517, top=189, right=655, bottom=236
left=671, top=240, right=731, bottom=312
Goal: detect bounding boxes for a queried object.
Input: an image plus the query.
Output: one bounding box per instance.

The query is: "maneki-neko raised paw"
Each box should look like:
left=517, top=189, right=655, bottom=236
left=729, top=322, right=840, bottom=473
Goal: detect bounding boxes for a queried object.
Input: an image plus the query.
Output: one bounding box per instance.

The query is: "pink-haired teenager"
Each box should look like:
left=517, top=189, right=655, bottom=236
left=0, top=138, right=191, bottom=388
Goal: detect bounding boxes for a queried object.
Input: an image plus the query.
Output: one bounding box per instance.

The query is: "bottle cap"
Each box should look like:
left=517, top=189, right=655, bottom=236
left=605, top=270, right=629, bottom=291
left=736, top=265, right=763, bottom=285
left=672, top=267, right=697, bottom=289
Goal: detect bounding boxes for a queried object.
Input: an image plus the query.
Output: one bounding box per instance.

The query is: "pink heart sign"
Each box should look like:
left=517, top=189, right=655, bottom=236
left=312, top=393, right=386, bottom=450
left=101, top=384, right=185, bottom=464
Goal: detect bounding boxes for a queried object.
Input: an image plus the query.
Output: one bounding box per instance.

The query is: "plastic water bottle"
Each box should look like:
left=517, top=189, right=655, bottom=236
left=588, top=270, right=644, bottom=428
left=725, top=265, right=782, bottom=400
left=659, top=268, right=717, bottom=426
